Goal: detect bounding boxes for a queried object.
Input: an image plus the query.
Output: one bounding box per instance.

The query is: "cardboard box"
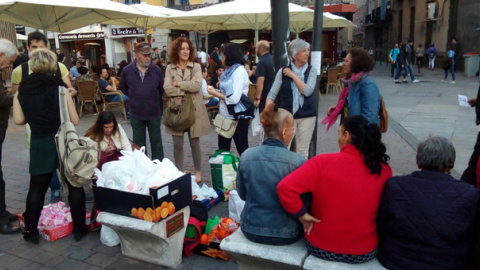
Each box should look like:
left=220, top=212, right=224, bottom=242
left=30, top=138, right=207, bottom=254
left=93, top=173, right=192, bottom=220
left=18, top=212, right=93, bottom=242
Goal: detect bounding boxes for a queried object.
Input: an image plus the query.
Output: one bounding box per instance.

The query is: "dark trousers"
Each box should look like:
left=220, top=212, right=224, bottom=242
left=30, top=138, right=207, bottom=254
left=243, top=229, right=300, bottom=246
left=130, top=117, right=164, bottom=160
left=0, top=127, right=8, bottom=226
left=218, top=118, right=249, bottom=156
left=23, top=173, right=87, bottom=233
left=461, top=132, right=480, bottom=187
left=390, top=62, right=396, bottom=77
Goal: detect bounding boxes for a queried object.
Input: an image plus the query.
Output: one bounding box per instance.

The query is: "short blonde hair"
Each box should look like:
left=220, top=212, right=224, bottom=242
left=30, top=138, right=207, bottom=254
left=29, top=48, right=57, bottom=74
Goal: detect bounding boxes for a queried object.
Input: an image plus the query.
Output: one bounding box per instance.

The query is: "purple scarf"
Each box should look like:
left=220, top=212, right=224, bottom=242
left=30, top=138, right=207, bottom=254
left=321, top=72, right=370, bottom=131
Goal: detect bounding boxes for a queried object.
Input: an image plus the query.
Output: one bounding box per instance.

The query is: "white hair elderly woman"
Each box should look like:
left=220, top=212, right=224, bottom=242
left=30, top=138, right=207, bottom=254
left=266, top=39, right=317, bottom=159
left=377, top=136, right=480, bottom=270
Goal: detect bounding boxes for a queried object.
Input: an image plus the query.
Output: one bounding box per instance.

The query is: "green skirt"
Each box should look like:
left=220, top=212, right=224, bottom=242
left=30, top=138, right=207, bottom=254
left=30, top=135, right=59, bottom=175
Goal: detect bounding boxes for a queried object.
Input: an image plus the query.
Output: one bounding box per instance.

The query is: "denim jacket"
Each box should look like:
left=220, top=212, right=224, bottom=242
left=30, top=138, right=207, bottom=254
left=347, top=76, right=381, bottom=125
left=237, top=138, right=306, bottom=239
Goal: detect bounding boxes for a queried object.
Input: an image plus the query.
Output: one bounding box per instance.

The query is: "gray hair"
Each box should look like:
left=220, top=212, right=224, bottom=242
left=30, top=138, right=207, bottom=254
left=0, top=39, right=18, bottom=57
left=287, top=39, right=310, bottom=62
left=416, top=136, right=456, bottom=172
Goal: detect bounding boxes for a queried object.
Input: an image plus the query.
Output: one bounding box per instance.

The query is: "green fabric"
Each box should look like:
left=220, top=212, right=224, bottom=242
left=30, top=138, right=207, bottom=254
left=30, top=135, right=58, bottom=175
left=210, top=150, right=238, bottom=192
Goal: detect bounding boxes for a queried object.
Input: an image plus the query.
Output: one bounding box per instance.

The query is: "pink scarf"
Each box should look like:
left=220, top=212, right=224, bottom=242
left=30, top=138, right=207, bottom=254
left=321, top=72, right=370, bottom=132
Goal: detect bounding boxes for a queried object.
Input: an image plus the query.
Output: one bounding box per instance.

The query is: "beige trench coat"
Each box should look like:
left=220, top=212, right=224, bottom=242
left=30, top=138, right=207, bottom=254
left=163, top=62, right=210, bottom=138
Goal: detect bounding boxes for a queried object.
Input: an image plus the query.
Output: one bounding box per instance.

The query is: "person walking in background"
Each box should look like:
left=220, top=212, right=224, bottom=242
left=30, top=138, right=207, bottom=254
left=278, top=115, right=391, bottom=264
left=207, top=43, right=250, bottom=156
left=405, top=40, right=420, bottom=83
left=266, top=39, right=318, bottom=159
left=451, top=38, right=459, bottom=72
left=164, top=37, right=210, bottom=183
left=394, top=44, right=409, bottom=83
left=254, top=40, right=275, bottom=112
left=377, top=136, right=479, bottom=270
left=427, top=43, right=437, bottom=70
left=13, top=48, right=87, bottom=244
left=160, top=45, right=167, bottom=62
left=442, top=45, right=456, bottom=84
left=323, top=48, right=382, bottom=130
left=415, top=44, right=425, bottom=73
left=388, top=43, right=399, bottom=78
left=0, top=38, right=21, bottom=235
left=151, top=47, right=160, bottom=65
left=119, top=42, right=165, bottom=160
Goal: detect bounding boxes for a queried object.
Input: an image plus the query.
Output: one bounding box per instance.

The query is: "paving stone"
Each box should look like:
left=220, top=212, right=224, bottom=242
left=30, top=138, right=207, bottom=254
left=56, top=259, right=92, bottom=270
left=4, top=257, right=34, bottom=270
left=83, top=252, right=118, bottom=268
left=19, top=262, right=44, bottom=270
left=0, top=253, right=19, bottom=265
left=32, top=251, right=69, bottom=267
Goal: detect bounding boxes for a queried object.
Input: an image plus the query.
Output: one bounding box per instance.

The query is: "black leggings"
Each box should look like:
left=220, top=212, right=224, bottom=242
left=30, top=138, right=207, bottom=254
left=24, top=172, right=87, bottom=233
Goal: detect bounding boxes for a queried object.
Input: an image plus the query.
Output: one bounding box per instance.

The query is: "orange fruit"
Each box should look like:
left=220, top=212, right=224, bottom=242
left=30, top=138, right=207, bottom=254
left=160, top=201, right=168, bottom=208
left=209, top=229, right=217, bottom=241
left=167, top=202, right=175, bottom=215
left=131, top=208, right=138, bottom=218
left=143, top=212, right=153, bottom=222
left=200, top=234, right=209, bottom=245
left=137, top=207, right=145, bottom=220
left=160, top=207, right=169, bottom=219
left=217, top=229, right=229, bottom=240
left=225, top=218, right=234, bottom=223
left=155, top=207, right=162, bottom=220
left=146, top=207, right=153, bottom=213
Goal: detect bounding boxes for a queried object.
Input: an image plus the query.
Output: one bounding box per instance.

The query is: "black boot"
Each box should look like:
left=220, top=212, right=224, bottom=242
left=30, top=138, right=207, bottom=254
left=22, top=229, right=39, bottom=244
left=73, top=225, right=89, bottom=242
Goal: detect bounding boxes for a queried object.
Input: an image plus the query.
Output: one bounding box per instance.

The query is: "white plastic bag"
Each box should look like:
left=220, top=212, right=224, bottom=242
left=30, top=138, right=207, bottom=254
left=251, top=108, right=262, bottom=136
left=228, top=190, right=245, bottom=222
left=100, top=225, right=120, bottom=247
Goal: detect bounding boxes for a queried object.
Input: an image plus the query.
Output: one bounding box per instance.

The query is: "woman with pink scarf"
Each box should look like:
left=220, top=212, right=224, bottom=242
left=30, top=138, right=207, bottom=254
left=322, top=48, right=381, bottom=132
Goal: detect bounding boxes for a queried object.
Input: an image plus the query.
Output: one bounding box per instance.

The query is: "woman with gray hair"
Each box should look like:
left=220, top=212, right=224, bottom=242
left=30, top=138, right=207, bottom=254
left=377, top=136, right=480, bottom=270
left=266, top=39, right=317, bottom=159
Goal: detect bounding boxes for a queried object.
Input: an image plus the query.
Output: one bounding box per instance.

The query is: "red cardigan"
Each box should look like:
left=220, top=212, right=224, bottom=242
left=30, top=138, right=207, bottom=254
left=277, top=144, right=392, bottom=255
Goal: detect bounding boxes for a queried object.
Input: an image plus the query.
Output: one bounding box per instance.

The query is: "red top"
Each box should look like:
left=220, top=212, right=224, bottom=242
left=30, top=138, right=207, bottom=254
left=277, top=144, right=392, bottom=255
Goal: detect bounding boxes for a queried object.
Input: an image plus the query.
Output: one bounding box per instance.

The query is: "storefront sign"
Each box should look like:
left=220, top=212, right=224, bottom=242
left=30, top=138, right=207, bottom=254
left=58, top=32, right=105, bottom=40
left=111, top=27, right=145, bottom=36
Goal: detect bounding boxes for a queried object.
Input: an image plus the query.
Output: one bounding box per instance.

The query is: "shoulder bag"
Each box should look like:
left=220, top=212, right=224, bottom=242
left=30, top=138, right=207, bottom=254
left=213, top=114, right=238, bottom=139
left=379, top=96, right=388, bottom=133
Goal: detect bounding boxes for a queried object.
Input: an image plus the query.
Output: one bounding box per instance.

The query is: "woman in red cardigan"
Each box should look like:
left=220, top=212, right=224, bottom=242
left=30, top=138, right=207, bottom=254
left=277, top=115, right=392, bottom=264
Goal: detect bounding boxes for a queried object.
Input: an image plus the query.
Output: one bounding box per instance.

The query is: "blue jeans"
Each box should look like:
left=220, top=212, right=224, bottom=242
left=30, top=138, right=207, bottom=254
left=405, top=63, right=416, bottom=81
left=206, top=97, right=219, bottom=107
left=130, top=117, right=164, bottom=160
left=49, top=171, right=60, bottom=191
left=109, top=94, right=129, bottom=113
left=444, top=63, right=455, bottom=81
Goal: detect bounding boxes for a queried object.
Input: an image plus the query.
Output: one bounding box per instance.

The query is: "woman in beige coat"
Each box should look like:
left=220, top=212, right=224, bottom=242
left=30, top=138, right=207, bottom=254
left=164, top=37, right=210, bottom=183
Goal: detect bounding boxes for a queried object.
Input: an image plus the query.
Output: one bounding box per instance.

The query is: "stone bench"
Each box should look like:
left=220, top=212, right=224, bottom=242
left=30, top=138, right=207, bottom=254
left=220, top=230, right=309, bottom=270
left=97, top=206, right=190, bottom=269
left=303, top=255, right=387, bottom=270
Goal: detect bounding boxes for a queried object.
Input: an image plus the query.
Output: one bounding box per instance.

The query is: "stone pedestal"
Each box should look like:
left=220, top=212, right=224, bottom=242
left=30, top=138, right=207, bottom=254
left=220, top=230, right=308, bottom=270
left=97, top=206, right=190, bottom=269
left=303, top=255, right=387, bottom=270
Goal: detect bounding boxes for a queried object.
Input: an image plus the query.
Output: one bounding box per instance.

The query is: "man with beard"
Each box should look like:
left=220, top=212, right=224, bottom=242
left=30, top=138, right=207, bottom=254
left=119, top=43, right=165, bottom=160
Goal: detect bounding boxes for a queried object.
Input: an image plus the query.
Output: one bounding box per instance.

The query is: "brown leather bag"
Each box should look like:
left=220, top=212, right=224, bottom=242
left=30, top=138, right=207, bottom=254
left=379, top=96, right=388, bottom=133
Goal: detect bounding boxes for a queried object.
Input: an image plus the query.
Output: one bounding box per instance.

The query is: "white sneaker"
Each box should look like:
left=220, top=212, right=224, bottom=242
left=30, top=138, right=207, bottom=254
left=449, top=81, right=456, bottom=84
left=412, top=79, right=420, bottom=83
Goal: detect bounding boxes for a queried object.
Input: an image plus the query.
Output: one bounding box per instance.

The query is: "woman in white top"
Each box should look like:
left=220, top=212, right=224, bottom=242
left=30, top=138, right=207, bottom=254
left=85, top=111, right=131, bottom=169
left=207, top=43, right=250, bottom=156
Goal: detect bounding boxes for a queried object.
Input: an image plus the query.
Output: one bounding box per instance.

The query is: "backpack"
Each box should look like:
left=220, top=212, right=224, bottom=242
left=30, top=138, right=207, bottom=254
left=379, top=96, right=388, bottom=133
left=55, top=87, right=98, bottom=188
left=183, top=201, right=208, bottom=256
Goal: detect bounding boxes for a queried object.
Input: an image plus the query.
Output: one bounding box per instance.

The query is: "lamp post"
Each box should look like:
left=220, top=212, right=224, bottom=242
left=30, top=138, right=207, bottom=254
left=270, top=0, right=290, bottom=72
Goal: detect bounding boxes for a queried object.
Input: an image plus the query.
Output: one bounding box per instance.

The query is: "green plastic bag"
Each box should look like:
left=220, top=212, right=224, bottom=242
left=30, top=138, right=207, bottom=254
left=209, top=150, right=238, bottom=193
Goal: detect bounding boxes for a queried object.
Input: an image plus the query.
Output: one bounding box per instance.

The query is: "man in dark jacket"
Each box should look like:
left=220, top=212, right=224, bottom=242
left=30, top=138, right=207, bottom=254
left=119, top=43, right=165, bottom=160
left=254, top=40, right=275, bottom=112
left=377, top=136, right=480, bottom=270
left=0, top=38, right=21, bottom=235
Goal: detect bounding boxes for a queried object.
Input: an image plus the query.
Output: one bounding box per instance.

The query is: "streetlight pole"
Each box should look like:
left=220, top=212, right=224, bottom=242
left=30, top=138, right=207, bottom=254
left=270, top=0, right=290, bottom=72
left=308, top=0, right=324, bottom=159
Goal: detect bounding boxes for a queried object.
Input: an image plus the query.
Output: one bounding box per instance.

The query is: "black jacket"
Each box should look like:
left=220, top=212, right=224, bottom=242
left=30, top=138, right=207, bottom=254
left=0, top=73, right=13, bottom=130
left=377, top=170, right=480, bottom=270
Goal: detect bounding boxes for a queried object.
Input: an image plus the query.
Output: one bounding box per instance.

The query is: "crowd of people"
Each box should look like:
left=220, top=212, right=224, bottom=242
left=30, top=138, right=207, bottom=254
left=0, top=30, right=479, bottom=269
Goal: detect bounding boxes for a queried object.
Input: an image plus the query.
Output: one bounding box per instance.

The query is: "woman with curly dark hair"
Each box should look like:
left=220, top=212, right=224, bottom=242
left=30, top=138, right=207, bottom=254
left=164, top=37, right=210, bottom=183
left=322, top=48, right=381, bottom=131
left=278, top=115, right=391, bottom=264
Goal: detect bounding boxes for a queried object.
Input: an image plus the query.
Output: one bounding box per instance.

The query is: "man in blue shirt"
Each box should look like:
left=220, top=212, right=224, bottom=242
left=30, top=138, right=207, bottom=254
left=70, top=60, right=83, bottom=78
left=98, top=67, right=129, bottom=115
left=388, top=43, right=399, bottom=78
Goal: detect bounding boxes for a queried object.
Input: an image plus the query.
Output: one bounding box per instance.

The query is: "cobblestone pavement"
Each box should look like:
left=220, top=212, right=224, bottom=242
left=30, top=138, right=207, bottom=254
left=0, top=62, right=477, bottom=269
